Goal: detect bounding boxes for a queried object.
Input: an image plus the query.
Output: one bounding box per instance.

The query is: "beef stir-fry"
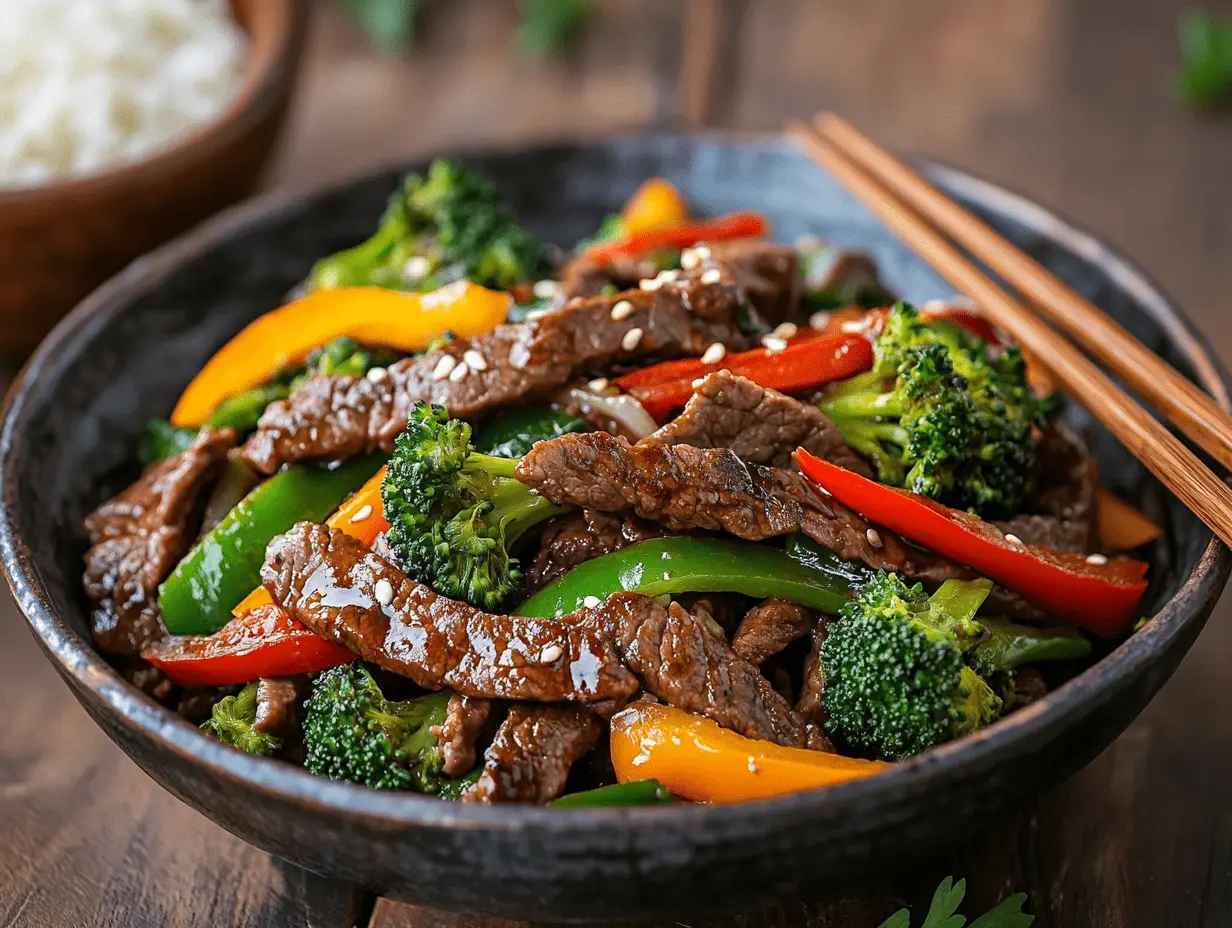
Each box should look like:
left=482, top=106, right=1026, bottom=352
left=84, top=164, right=1156, bottom=807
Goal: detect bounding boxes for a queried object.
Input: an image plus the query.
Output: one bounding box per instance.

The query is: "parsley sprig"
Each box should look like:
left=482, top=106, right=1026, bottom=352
left=878, top=877, right=1033, bottom=928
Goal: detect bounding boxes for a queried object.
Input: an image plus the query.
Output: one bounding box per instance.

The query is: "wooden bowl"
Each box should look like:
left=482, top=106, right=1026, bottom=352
left=1, top=135, right=1227, bottom=921
left=0, top=0, right=308, bottom=361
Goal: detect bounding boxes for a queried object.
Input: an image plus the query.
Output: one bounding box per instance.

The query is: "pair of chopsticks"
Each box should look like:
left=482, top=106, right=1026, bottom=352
left=789, top=114, right=1232, bottom=548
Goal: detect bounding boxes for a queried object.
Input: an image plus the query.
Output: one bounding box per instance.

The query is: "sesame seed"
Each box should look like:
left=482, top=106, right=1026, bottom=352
left=449, top=361, right=469, bottom=382
left=680, top=249, right=702, bottom=270
left=866, top=528, right=883, bottom=549
left=539, top=644, right=565, bottom=664
left=374, top=579, right=394, bottom=606
left=587, top=377, right=609, bottom=392
left=366, top=366, right=389, bottom=383
left=762, top=336, right=789, bottom=353
left=772, top=322, right=799, bottom=340
left=526, top=308, right=551, bottom=321
left=622, top=327, right=644, bottom=351
left=747, top=757, right=760, bottom=774
left=532, top=279, right=559, bottom=299
left=349, top=504, right=373, bottom=523
left=1086, top=553, right=1109, bottom=565
left=1005, top=533, right=1024, bottom=546
left=582, top=595, right=602, bottom=609
left=692, top=245, right=712, bottom=260
left=691, top=377, right=705, bottom=388
left=462, top=349, right=488, bottom=371
left=402, top=255, right=430, bottom=283
left=656, top=269, right=679, bottom=284
left=610, top=299, right=634, bottom=321
left=809, top=311, right=832, bottom=331
left=700, top=268, right=722, bottom=285
left=840, top=320, right=867, bottom=333
left=701, top=342, right=726, bottom=364
left=639, top=277, right=662, bottom=291
left=432, top=355, right=457, bottom=381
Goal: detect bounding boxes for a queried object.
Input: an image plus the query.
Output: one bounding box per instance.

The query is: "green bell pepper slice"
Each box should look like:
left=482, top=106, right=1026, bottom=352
left=515, top=537, right=856, bottom=619
left=473, top=406, right=588, bottom=459
left=159, top=453, right=387, bottom=635
left=551, top=779, right=673, bottom=808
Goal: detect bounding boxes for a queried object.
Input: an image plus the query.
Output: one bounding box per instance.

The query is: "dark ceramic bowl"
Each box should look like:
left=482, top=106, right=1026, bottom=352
left=1, top=135, right=1227, bottom=922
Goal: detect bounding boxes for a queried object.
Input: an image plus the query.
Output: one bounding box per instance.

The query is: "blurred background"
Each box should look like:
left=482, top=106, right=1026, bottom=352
left=1, top=1, right=1231, bottom=925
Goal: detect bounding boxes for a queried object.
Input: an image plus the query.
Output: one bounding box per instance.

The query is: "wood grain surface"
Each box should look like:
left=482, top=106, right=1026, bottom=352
left=2, top=1, right=1231, bottom=925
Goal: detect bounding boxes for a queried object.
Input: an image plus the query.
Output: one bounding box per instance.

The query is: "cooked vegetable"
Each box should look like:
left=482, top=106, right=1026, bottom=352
left=473, top=406, right=588, bottom=459
left=796, top=449, right=1150, bottom=636
left=159, top=454, right=386, bottom=635
left=609, top=703, right=888, bottom=803
left=517, top=0, right=592, bottom=56
left=877, top=876, right=1033, bottom=928
left=170, top=284, right=510, bottom=428
left=967, top=617, right=1091, bottom=680
left=201, top=683, right=281, bottom=757
left=581, top=210, right=769, bottom=266
left=230, top=465, right=391, bottom=619
left=138, top=418, right=197, bottom=465
left=822, top=572, right=1002, bottom=761
left=303, top=663, right=465, bottom=793
left=620, top=178, right=690, bottom=236
left=615, top=330, right=874, bottom=421
left=382, top=403, right=570, bottom=610
left=1098, top=488, right=1163, bottom=550
left=516, top=536, right=856, bottom=619
left=309, top=159, right=547, bottom=293
left=819, top=302, right=1046, bottom=516
left=556, top=385, right=659, bottom=441
left=144, top=604, right=354, bottom=688
left=550, top=780, right=674, bottom=808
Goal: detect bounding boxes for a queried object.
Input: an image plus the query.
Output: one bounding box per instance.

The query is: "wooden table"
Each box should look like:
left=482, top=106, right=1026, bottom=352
left=3, top=2, right=1231, bottom=925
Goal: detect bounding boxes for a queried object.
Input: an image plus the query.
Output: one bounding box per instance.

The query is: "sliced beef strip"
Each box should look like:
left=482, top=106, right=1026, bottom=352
left=731, top=598, right=814, bottom=666
left=526, top=510, right=663, bottom=593
left=623, top=602, right=822, bottom=749
left=83, top=427, right=235, bottom=656
left=802, top=246, right=889, bottom=304
left=265, top=524, right=821, bottom=748
left=253, top=677, right=310, bottom=739
left=262, top=522, right=642, bottom=709
left=557, top=252, right=657, bottom=300
left=241, top=276, right=753, bottom=474
left=691, top=241, right=800, bottom=326
left=990, top=514, right=1088, bottom=554
left=794, top=619, right=837, bottom=753
left=463, top=704, right=600, bottom=804
left=645, top=371, right=872, bottom=475
left=515, top=432, right=968, bottom=586
left=435, top=693, right=492, bottom=777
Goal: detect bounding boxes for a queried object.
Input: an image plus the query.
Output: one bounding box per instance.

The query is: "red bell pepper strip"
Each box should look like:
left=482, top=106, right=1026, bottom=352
left=582, top=210, right=770, bottom=265
left=143, top=604, right=354, bottom=688
left=615, top=331, right=875, bottom=422
left=795, top=449, right=1149, bottom=637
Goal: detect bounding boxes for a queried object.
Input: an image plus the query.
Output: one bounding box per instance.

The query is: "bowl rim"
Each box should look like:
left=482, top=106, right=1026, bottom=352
left=0, top=0, right=308, bottom=206
left=1, top=131, right=1228, bottom=835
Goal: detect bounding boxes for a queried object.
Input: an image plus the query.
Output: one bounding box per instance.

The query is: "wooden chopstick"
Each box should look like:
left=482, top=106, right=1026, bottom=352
left=813, top=112, right=1232, bottom=473
left=787, top=119, right=1232, bottom=548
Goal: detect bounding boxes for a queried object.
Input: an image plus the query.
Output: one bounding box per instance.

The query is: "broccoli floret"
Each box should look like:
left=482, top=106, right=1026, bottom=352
left=821, top=572, right=1002, bottom=761
left=309, top=159, right=547, bottom=293
left=968, top=616, right=1091, bottom=679
left=819, top=303, right=1047, bottom=516
left=201, top=683, right=282, bottom=756
left=303, top=664, right=469, bottom=793
left=382, top=403, right=571, bottom=610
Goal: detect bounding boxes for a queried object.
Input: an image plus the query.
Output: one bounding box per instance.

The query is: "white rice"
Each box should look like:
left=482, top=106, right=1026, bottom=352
left=0, top=0, right=248, bottom=187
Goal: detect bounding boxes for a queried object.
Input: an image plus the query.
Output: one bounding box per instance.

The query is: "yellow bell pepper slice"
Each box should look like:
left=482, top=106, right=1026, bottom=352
left=1098, top=488, right=1163, bottom=551
left=171, top=283, right=511, bottom=428
left=621, top=178, right=691, bottom=236
left=610, top=702, right=888, bottom=804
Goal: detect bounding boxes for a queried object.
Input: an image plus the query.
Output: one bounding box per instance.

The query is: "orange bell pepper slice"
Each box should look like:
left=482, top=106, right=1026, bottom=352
left=621, top=178, right=691, bottom=235
left=1098, top=487, right=1163, bottom=551
left=171, top=283, right=511, bottom=427
left=230, top=465, right=390, bottom=618
left=609, top=703, right=888, bottom=804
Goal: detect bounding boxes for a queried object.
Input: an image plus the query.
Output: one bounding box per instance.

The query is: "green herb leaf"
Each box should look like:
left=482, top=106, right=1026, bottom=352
left=341, top=0, right=424, bottom=52
left=876, top=877, right=1033, bottom=928
left=1175, top=10, right=1232, bottom=107
left=517, top=0, right=592, bottom=56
